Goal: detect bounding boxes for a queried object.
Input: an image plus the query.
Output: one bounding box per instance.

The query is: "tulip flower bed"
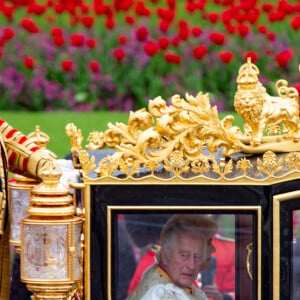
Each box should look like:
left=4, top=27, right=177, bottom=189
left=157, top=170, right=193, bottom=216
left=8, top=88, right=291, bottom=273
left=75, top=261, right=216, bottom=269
left=0, top=0, right=299, bottom=112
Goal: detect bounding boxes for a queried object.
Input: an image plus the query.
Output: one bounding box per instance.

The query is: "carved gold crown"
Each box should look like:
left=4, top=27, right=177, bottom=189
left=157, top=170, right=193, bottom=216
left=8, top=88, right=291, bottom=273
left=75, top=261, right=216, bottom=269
left=237, top=57, right=259, bottom=90
left=66, top=60, right=300, bottom=184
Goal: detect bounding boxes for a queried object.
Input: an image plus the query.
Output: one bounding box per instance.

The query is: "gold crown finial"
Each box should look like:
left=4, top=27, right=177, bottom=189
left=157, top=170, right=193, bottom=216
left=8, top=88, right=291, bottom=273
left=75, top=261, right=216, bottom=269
left=237, top=57, right=260, bottom=90
left=27, top=125, right=50, bottom=149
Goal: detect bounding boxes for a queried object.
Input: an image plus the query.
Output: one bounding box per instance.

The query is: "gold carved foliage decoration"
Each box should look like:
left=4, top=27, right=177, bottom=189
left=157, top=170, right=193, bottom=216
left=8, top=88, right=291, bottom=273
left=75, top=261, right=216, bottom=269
left=66, top=59, right=300, bottom=182
left=86, top=92, right=243, bottom=177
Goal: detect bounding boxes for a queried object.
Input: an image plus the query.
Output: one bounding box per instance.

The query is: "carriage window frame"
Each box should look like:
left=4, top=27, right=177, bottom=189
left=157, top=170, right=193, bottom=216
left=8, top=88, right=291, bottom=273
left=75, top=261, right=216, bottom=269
left=81, top=182, right=262, bottom=300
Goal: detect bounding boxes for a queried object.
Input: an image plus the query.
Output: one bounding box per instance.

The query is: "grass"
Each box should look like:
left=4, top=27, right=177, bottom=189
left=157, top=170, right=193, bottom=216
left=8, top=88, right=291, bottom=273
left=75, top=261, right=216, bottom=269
left=2, top=110, right=242, bottom=159
left=2, top=111, right=129, bottom=158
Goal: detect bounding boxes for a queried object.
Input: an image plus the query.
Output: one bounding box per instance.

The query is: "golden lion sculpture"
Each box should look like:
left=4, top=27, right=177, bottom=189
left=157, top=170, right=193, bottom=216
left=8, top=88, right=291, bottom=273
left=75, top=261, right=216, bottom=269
left=234, top=58, right=300, bottom=146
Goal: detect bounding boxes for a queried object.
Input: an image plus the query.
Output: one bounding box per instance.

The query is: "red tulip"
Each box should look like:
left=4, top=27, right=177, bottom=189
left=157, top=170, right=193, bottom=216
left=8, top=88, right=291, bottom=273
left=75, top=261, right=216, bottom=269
left=222, top=9, right=233, bottom=24
left=191, top=26, right=202, bottom=37
left=158, top=37, right=169, bottom=49
left=2, top=5, right=14, bottom=21
left=275, top=49, right=293, bottom=68
left=193, top=45, right=208, bottom=60
left=167, top=0, right=176, bottom=9
left=80, top=4, right=89, bottom=14
left=291, top=16, right=300, bottom=31
left=207, top=12, right=219, bottom=24
left=185, top=1, right=197, bottom=13
left=257, top=25, right=268, bottom=34
left=243, top=51, right=258, bottom=63
left=105, top=17, right=115, bottom=30
left=94, top=4, right=106, bottom=15
left=219, top=51, right=234, bottom=63
left=171, top=36, right=181, bottom=46
left=209, top=32, right=226, bottom=45
left=157, top=8, right=175, bottom=21
left=112, top=48, right=125, bottom=62
left=237, top=23, right=250, bottom=37
left=113, top=0, right=132, bottom=11
left=2, top=27, right=14, bottom=40
left=28, top=3, right=46, bottom=15
left=124, top=15, right=136, bottom=25
left=225, top=24, right=235, bottom=34
left=291, top=83, right=300, bottom=96
left=278, top=0, right=293, bottom=14
left=135, top=26, right=148, bottom=42
left=178, top=26, right=190, bottom=41
left=61, top=60, right=73, bottom=72
left=54, top=4, right=64, bottom=14
left=24, top=57, right=35, bottom=69
left=178, top=19, right=188, bottom=29
left=51, top=27, right=63, bottom=37
left=135, top=1, right=151, bottom=16
left=53, top=35, right=65, bottom=47
left=82, top=16, right=95, bottom=29
left=158, top=19, right=170, bottom=33
left=118, top=35, right=127, bottom=44
left=144, top=42, right=159, bottom=56
left=261, top=2, right=274, bottom=13
left=89, top=61, right=100, bottom=73
left=86, top=38, right=97, bottom=49
left=70, top=33, right=85, bottom=47
left=20, top=18, right=40, bottom=33
left=239, top=0, right=257, bottom=10
left=197, top=0, right=206, bottom=10
left=266, top=32, right=276, bottom=41
left=268, top=11, right=285, bottom=22
left=164, top=52, right=181, bottom=64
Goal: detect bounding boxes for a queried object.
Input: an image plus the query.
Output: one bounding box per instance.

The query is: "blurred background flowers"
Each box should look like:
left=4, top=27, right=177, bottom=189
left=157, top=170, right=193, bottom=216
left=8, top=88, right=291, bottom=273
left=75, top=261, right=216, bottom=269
left=0, top=0, right=299, bottom=112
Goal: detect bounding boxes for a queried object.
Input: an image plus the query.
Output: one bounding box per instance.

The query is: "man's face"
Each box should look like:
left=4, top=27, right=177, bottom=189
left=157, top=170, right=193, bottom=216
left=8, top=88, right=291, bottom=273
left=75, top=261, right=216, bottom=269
left=161, top=231, right=212, bottom=288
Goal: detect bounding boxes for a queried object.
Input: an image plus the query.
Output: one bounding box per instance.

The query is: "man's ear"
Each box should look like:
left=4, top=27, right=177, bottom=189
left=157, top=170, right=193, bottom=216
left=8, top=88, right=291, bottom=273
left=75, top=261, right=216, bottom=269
left=160, top=247, right=168, bottom=265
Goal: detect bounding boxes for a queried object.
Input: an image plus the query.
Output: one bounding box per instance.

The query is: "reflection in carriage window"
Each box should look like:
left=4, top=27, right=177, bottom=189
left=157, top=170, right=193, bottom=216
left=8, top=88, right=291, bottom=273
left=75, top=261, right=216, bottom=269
left=117, top=213, right=255, bottom=300
left=292, top=210, right=300, bottom=299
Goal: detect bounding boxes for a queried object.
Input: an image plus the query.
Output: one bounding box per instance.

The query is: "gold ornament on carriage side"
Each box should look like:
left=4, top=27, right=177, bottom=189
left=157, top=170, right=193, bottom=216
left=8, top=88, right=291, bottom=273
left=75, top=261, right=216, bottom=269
left=66, top=59, right=300, bottom=181
left=234, top=57, right=300, bottom=148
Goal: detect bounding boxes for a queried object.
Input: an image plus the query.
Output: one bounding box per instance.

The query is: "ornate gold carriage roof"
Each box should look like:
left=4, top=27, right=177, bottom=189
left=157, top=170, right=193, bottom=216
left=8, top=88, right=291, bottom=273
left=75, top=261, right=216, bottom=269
left=66, top=59, right=300, bottom=185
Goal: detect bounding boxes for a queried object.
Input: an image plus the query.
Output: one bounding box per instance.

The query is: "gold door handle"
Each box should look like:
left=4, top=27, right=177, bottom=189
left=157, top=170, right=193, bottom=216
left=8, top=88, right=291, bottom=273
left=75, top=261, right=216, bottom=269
left=246, top=242, right=253, bottom=280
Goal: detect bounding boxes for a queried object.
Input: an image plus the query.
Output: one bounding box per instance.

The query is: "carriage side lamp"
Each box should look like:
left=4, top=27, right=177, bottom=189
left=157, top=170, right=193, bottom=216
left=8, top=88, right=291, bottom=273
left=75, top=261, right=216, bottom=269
left=8, top=175, right=40, bottom=253
left=20, top=165, right=83, bottom=299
